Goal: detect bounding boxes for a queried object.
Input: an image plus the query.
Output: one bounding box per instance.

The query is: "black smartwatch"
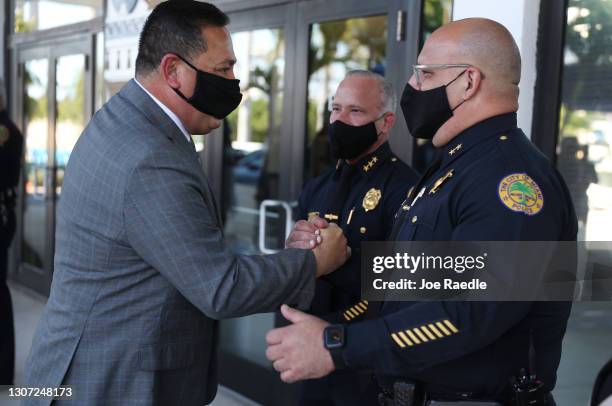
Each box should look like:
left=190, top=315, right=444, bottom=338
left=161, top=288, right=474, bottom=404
left=323, top=324, right=348, bottom=369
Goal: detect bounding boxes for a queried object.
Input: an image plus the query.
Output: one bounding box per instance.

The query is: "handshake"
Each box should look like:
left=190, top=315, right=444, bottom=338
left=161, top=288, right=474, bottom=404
left=263, top=216, right=350, bottom=384
left=285, top=216, right=351, bottom=278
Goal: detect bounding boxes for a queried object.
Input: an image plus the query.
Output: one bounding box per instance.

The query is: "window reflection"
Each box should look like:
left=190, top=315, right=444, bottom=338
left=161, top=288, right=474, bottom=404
left=420, top=0, right=453, bottom=48
left=22, top=58, right=49, bottom=269
left=555, top=5, right=612, bottom=401
left=219, top=28, right=285, bottom=369
left=304, top=15, right=388, bottom=181
left=14, top=0, right=102, bottom=33
left=55, top=54, right=86, bottom=197
left=557, top=0, right=612, bottom=242
left=223, top=28, right=285, bottom=254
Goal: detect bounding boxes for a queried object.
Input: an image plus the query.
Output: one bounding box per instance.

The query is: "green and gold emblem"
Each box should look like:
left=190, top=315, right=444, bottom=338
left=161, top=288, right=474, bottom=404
left=362, top=188, right=382, bottom=212
left=498, top=173, right=544, bottom=215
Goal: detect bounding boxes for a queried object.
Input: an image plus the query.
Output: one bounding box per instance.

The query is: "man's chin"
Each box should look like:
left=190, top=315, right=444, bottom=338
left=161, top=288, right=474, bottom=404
left=194, top=117, right=221, bottom=135
left=201, top=117, right=222, bottom=134
left=209, top=118, right=222, bottom=130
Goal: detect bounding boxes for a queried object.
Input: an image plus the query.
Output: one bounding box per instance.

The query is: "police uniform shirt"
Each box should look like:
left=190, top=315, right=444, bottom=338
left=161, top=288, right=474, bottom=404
left=336, top=113, right=578, bottom=400
left=297, top=142, right=418, bottom=315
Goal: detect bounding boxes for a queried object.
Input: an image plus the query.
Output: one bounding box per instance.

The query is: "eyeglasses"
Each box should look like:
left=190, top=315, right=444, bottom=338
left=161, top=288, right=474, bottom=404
left=412, top=64, right=471, bottom=88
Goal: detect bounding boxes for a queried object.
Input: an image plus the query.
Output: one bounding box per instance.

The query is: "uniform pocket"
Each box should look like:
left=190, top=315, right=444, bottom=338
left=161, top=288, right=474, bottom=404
left=400, top=203, right=442, bottom=241
left=414, top=203, right=441, bottom=229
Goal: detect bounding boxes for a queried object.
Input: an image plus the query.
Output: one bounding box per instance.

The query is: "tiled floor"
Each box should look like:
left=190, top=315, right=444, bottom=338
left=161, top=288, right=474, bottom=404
left=554, top=302, right=612, bottom=406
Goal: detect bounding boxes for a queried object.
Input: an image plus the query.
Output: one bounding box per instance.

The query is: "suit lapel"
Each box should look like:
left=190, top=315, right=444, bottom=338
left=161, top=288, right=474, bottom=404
left=120, top=80, right=223, bottom=228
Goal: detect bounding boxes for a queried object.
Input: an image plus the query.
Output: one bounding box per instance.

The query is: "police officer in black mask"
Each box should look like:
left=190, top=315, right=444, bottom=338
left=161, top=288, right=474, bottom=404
left=288, top=70, right=418, bottom=406
left=0, top=78, right=23, bottom=385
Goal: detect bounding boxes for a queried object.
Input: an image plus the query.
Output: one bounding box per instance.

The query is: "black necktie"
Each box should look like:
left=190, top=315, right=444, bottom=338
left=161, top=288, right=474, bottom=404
left=323, top=162, right=356, bottom=224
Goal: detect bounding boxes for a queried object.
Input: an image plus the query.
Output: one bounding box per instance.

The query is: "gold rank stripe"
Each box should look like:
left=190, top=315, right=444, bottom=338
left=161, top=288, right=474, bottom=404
left=428, top=323, right=445, bottom=338
left=391, top=333, right=406, bottom=348
left=413, top=328, right=428, bottom=342
left=420, top=325, right=437, bottom=341
left=398, top=331, right=414, bottom=347
left=443, top=319, right=459, bottom=333
left=390, top=319, right=460, bottom=349
left=405, top=329, right=421, bottom=344
left=435, top=321, right=451, bottom=336
left=342, top=301, right=369, bottom=321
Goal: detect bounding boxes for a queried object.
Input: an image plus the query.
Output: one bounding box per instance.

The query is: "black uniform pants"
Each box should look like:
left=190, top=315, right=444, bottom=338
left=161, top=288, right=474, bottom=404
left=0, top=207, right=16, bottom=384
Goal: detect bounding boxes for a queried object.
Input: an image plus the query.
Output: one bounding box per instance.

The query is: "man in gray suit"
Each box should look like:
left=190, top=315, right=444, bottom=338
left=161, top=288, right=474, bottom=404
left=23, top=2, right=349, bottom=405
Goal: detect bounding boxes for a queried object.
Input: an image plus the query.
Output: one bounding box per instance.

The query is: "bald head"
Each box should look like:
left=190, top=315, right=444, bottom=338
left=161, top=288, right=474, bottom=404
left=423, top=18, right=521, bottom=96
left=410, top=18, right=522, bottom=146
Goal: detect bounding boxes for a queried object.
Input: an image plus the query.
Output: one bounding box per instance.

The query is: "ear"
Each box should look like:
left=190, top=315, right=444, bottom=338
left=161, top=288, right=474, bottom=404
left=463, top=67, right=483, bottom=100
left=379, top=112, right=396, bottom=135
left=159, top=53, right=183, bottom=90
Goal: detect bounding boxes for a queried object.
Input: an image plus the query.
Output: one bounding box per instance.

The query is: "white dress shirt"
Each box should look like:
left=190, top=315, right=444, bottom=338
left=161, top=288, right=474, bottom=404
left=134, top=79, right=192, bottom=142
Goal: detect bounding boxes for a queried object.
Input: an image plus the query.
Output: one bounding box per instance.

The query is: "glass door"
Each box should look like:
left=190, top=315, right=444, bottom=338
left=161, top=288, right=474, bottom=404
left=15, top=38, right=92, bottom=295
left=216, top=6, right=294, bottom=404
left=18, top=50, right=51, bottom=294
left=213, top=1, right=419, bottom=404
left=303, top=14, right=389, bottom=181
left=219, top=23, right=287, bottom=365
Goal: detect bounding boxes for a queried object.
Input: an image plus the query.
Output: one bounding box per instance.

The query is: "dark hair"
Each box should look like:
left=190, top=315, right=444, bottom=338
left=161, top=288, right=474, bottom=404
left=135, top=0, right=229, bottom=76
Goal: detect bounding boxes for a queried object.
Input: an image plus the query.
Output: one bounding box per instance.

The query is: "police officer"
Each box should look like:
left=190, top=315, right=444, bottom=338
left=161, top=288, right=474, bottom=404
left=267, top=18, right=577, bottom=406
left=0, top=78, right=23, bottom=385
left=288, top=70, right=418, bottom=405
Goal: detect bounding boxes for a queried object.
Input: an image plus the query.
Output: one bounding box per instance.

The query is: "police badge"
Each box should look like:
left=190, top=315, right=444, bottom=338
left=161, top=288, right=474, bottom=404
left=362, top=188, right=382, bottom=212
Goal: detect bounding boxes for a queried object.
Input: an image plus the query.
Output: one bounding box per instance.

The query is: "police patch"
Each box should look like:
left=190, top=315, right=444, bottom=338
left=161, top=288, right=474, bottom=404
left=0, top=125, right=9, bottom=146
left=498, top=173, right=544, bottom=215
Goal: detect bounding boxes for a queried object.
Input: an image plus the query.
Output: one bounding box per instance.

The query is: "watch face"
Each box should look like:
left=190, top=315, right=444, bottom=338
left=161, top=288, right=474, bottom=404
left=325, top=326, right=345, bottom=349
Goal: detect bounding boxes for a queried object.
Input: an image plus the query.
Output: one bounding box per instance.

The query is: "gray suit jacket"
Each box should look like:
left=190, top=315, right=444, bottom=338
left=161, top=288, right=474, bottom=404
left=23, top=80, right=315, bottom=406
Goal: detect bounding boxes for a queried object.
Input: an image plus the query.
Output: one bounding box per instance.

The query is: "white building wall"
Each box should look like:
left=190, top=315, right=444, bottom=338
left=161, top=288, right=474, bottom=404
left=452, top=0, right=541, bottom=139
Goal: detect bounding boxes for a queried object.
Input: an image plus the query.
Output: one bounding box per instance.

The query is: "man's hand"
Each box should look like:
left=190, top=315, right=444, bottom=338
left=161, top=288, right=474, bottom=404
left=313, top=223, right=350, bottom=277
left=285, top=216, right=329, bottom=249
left=266, top=305, right=334, bottom=383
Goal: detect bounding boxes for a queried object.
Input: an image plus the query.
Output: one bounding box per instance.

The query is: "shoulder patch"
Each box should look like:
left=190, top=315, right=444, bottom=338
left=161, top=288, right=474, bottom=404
left=498, top=173, right=544, bottom=215
left=0, top=126, right=9, bottom=146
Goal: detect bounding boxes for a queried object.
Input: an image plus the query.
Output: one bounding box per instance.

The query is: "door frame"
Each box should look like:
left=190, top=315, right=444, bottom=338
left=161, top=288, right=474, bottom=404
left=12, top=34, right=94, bottom=296
left=530, top=0, right=568, bottom=162
left=213, top=5, right=301, bottom=403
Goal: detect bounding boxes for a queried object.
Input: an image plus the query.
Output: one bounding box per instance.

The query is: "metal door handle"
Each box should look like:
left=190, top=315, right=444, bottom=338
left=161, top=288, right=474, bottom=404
left=259, top=199, right=294, bottom=254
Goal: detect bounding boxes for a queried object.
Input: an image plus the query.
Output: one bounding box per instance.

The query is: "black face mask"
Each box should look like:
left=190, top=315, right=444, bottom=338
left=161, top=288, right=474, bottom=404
left=328, top=116, right=383, bottom=160
left=400, top=70, right=466, bottom=140
left=171, top=54, right=243, bottom=119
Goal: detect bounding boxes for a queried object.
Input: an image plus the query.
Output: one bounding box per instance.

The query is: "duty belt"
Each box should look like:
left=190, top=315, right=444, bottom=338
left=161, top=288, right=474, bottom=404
left=376, top=380, right=554, bottom=406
